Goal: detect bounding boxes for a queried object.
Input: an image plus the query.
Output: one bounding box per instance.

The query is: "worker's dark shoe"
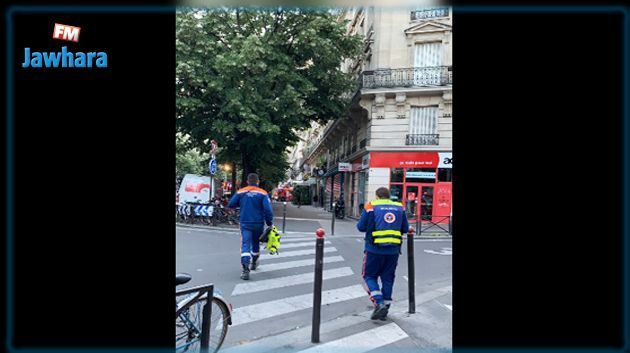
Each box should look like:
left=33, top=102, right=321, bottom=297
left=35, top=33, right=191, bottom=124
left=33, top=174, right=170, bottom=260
left=240, top=264, right=250, bottom=280
left=370, top=304, right=389, bottom=320
left=379, top=304, right=391, bottom=321
left=250, top=259, right=258, bottom=271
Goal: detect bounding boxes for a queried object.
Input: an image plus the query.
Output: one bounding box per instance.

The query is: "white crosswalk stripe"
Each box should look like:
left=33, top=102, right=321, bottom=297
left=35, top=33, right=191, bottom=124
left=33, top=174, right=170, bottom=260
left=254, top=255, right=345, bottom=273
left=230, top=284, right=366, bottom=327
left=260, top=247, right=337, bottom=259
left=295, top=323, right=408, bottom=353
left=279, top=237, right=315, bottom=243
left=281, top=240, right=331, bottom=249
left=232, top=266, right=354, bottom=295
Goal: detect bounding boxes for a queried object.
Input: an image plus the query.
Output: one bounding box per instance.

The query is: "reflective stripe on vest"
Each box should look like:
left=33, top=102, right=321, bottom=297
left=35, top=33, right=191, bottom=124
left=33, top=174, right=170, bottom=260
left=370, top=199, right=403, bottom=207
left=372, top=229, right=403, bottom=237
left=374, top=237, right=402, bottom=244
left=371, top=230, right=402, bottom=245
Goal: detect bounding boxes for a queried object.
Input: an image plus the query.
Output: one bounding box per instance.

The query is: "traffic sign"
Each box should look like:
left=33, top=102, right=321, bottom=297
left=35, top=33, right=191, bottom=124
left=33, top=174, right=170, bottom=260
left=209, top=159, right=217, bottom=175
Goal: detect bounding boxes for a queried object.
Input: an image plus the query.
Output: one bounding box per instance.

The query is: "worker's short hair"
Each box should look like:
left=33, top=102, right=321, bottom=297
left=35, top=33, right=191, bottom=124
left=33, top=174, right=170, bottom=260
left=247, top=173, right=259, bottom=184
left=375, top=187, right=390, bottom=199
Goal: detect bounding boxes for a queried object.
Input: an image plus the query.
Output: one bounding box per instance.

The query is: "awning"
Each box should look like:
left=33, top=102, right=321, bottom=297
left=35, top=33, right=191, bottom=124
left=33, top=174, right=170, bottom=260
left=321, top=167, right=339, bottom=178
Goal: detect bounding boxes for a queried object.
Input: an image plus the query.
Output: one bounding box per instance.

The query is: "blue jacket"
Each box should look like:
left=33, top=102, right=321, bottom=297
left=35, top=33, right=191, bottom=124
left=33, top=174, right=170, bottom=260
left=228, top=183, right=274, bottom=227
left=357, top=199, right=409, bottom=255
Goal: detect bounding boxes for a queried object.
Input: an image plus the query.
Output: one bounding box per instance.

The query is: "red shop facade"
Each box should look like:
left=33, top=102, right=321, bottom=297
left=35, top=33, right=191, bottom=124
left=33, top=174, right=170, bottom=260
left=369, top=151, right=452, bottom=224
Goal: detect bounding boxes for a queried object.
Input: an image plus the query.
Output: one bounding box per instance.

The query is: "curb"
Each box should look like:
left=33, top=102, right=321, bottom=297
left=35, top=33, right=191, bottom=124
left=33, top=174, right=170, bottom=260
left=176, top=224, right=453, bottom=239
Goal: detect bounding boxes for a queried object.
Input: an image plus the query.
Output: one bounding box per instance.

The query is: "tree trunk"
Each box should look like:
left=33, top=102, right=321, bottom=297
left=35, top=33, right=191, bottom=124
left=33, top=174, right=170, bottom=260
left=231, top=162, right=237, bottom=194
left=241, top=153, right=255, bottom=188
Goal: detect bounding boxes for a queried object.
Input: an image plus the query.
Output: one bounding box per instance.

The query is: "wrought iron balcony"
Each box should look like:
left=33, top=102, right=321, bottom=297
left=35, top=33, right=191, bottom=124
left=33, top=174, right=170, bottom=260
left=361, top=66, right=452, bottom=89
left=411, top=7, right=450, bottom=21
left=406, top=134, right=439, bottom=146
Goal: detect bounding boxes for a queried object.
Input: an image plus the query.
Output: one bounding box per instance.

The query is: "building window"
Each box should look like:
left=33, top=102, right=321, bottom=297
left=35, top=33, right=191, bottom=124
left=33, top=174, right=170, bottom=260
left=438, top=168, right=452, bottom=182
left=390, top=168, right=404, bottom=182
left=390, top=184, right=403, bottom=202
left=405, top=168, right=436, bottom=183
left=408, top=106, right=438, bottom=145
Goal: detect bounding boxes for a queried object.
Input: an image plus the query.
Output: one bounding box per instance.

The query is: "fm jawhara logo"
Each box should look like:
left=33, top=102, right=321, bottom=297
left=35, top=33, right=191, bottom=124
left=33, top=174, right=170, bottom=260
left=21, top=22, right=108, bottom=69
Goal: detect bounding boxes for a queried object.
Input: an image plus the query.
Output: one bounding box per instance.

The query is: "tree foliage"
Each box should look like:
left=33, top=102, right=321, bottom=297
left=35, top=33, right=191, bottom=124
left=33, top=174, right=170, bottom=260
left=176, top=8, right=362, bottom=186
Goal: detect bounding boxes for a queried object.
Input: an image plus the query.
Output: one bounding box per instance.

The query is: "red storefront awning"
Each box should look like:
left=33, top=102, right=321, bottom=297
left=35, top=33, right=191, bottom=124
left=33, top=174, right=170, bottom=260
left=369, top=152, right=439, bottom=168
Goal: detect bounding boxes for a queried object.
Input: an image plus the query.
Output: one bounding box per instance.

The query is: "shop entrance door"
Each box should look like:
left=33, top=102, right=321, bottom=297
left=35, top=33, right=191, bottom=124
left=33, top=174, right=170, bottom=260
left=404, top=184, right=435, bottom=223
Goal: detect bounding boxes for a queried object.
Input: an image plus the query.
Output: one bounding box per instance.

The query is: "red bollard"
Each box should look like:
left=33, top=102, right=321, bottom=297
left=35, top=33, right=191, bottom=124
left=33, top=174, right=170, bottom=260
left=312, top=228, right=325, bottom=343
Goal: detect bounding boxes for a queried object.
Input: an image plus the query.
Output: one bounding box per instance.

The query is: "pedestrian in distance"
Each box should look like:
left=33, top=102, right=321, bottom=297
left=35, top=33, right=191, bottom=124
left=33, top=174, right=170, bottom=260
left=356, top=187, right=409, bottom=321
left=228, top=173, right=274, bottom=280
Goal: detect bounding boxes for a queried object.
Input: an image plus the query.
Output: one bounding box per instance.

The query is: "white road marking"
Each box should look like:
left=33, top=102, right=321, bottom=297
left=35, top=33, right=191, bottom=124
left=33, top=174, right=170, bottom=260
left=230, top=285, right=366, bottom=327
left=424, top=247, right=452, bottom=255
left=280, top=237, right=319, bottom=243
left=222, top=311, right=368, bottom=353
left=196, top=268, right=203, bottom=272
left=232, top=267, right=354, bottom=295
left=260, top=247, right=337, bottom=259
left=281, top=241, right=331, bottom=249
left=254, top=256, right=345, bottom=273
left=295, top=323, right=408, bottom=353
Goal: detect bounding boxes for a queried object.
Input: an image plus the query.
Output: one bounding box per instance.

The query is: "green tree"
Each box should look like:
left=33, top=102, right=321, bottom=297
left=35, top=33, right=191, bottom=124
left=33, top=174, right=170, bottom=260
left=176, top=8, right=362, bottom=186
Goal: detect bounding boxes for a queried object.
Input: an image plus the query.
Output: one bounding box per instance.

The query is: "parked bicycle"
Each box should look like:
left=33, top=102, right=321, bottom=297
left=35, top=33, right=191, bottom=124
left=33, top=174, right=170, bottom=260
left=176, top=273, right=232, bottom=353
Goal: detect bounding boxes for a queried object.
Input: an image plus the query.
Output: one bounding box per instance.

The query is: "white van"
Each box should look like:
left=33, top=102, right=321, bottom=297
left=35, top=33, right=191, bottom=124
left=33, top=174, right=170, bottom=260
left=178, top=174, right=211, bottom=203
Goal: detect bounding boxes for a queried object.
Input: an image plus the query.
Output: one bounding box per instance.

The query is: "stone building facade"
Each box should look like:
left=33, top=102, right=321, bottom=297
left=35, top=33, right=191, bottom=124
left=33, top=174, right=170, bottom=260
left=300, top=6, right=453, bottom=222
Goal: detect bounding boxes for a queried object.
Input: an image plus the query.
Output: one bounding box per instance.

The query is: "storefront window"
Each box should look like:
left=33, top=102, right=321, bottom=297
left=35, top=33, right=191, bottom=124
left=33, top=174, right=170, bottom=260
left=390, top=184, right=403, bottom=202
left=405, top=168, right=436, bottom=183
left=390, top=168, right=404, bottom=182
left=438, top=168, right=452, bottom=182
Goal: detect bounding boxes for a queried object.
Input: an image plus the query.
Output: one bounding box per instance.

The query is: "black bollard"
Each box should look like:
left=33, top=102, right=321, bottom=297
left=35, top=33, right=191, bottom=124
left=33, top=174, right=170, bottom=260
left=407, top=227, right=416, bottom=314
left=311, top=228, right=326, bottom=343
left=282, top=201, right=287, bottom=233
left=331, top=202, right=336, bottom=236
left=415, top=199, right=420, bottom=236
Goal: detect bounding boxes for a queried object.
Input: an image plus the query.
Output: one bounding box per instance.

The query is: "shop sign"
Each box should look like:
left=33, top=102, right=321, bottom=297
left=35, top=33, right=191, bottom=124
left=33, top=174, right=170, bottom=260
left=361, top=154, right=370, bottom=169
left=352, top=163, right=362, bottom=172
left=338, top=162, right=351, bottom=172
left=438, top=152, right=452, bottom=169
left=406, top=171, right=436, bottom=179
left=433, top=183, right=452, bottom=217
left=369, top=152, right=439, bottom=168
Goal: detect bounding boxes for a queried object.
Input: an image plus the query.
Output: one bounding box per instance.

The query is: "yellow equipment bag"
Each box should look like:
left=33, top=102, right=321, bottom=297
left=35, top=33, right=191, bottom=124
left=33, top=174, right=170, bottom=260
left=265, top=225, right=281, bottom=255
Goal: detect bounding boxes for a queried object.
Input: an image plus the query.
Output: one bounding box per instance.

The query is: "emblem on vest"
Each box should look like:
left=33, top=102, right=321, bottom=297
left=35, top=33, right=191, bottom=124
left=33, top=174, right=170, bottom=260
left=384, top=212, right=396, bottom=223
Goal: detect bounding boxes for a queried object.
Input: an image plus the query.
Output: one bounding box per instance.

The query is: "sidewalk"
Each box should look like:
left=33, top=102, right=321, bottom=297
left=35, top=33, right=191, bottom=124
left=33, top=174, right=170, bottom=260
left=176, top=202, right=452, bottom=238
left=222, top=285, right=452, bottom=352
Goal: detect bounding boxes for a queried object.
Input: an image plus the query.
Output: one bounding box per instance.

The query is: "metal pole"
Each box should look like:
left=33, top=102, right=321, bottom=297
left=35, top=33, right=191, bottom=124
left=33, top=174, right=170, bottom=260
left=331, top=202, right=336, bottom=236
left=200, top=284, right=214, bottom=351
left=415, top=199, right=420, bottom=236
left=282, top=201, right=287, bottom=233
left=407, top=228, right=416, bottom=314
left=311, top=228, right=326, bottom=343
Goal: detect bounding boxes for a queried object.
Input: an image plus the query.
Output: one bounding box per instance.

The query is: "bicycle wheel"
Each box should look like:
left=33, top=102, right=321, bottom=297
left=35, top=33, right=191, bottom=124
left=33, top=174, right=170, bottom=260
left=176, top=296, right=230, bottom=353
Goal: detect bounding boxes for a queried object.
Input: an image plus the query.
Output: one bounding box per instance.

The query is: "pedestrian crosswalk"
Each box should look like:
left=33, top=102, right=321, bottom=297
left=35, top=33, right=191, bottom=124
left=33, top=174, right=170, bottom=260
left=231, top=267, right=354, bottom=295
left=223, top=233, right=415, bottom=351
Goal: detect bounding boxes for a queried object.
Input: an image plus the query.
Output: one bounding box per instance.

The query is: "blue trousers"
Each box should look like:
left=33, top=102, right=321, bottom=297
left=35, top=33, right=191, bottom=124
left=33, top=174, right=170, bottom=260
left=362, top=251, right=399, bottom=306
left=240, top=224, right=263, bottom=265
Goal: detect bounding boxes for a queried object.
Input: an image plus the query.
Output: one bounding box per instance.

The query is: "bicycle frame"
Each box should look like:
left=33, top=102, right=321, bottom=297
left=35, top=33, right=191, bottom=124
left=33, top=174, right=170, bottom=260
left=176, top=283, right=214, bottom=351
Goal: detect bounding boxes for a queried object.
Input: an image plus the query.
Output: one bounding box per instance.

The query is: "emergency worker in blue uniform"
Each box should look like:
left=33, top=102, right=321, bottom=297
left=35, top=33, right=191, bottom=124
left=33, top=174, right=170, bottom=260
left=357, top=187, right=409, bottom=320
left=228, top=173, right=274, bottom=280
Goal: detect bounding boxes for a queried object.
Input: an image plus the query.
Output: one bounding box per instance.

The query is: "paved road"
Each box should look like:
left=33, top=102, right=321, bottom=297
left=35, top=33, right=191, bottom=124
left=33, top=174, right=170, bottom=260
left=176, top=222, right=451, bottom=349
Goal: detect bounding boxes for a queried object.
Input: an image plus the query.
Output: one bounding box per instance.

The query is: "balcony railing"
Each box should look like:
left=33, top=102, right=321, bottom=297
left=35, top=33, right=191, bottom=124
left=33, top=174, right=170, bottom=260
left=362, top=66, right=452, bottom=89
left=411, top=7, right=450, bottom=21
left=406, top=134, right=439, bottom=146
